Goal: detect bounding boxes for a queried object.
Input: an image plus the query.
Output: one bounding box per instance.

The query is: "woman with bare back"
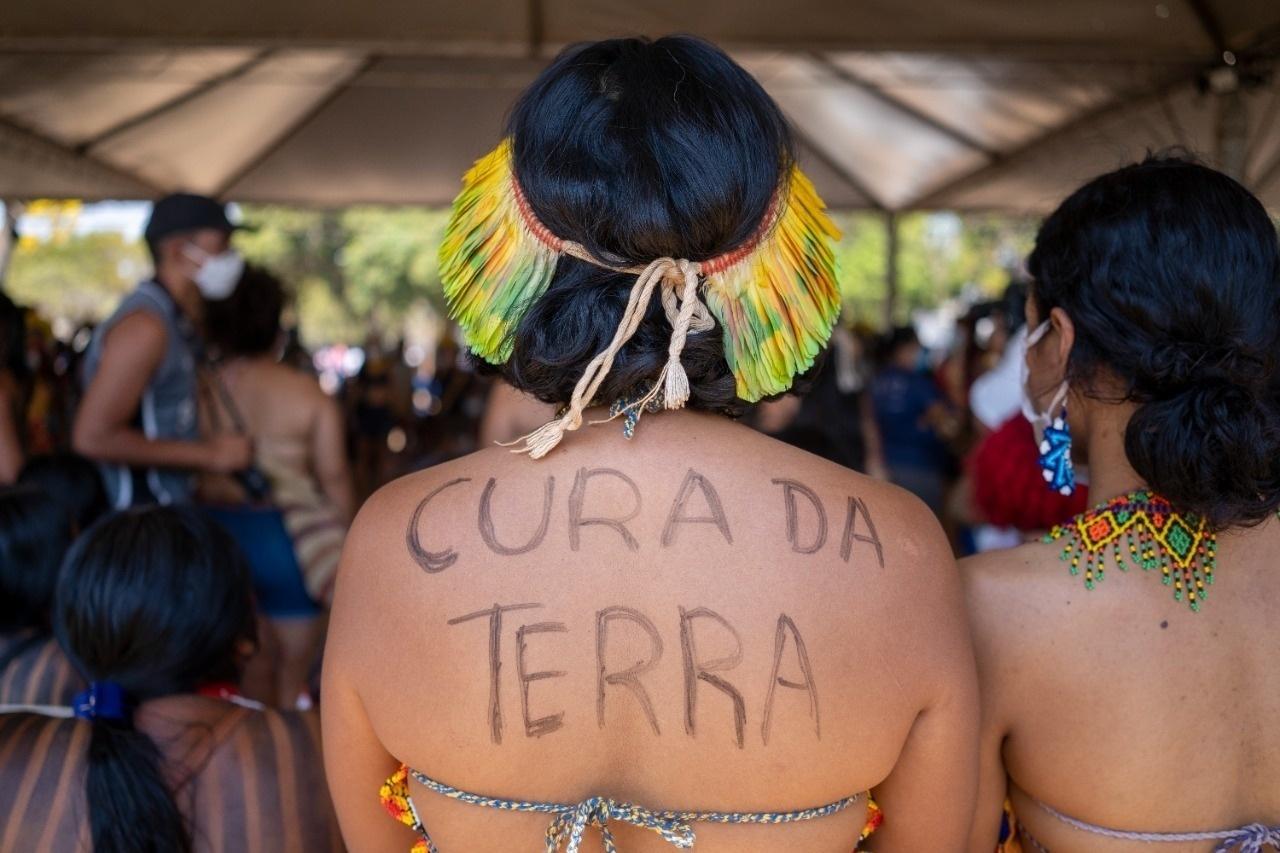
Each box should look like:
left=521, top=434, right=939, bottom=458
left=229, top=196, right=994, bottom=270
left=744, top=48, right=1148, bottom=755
left=965, top=156, right=1280, bottom=852
left=323, top=36, right=978, bottom=853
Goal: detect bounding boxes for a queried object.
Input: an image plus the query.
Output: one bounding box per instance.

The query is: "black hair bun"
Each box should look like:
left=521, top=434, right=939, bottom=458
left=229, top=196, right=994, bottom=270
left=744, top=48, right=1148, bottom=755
left=1030, top=152, right=1280, bottom=529
left=496, top=36, right=795, bottom=414
left=1125, top=378, right=1280, bottom=529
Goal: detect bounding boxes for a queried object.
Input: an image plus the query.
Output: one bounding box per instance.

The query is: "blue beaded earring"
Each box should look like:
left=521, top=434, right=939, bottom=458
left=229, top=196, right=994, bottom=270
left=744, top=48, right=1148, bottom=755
left=1037, top=401, right=1075, bottom=496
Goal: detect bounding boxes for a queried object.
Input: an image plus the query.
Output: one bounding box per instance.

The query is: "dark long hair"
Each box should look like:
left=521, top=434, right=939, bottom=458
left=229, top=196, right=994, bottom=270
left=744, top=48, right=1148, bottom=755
left=0, top=485, right=72, bottom=632
left=204, top=264, right=285, bottom=358
left=53, top=506, right=256, bottom=853
left=1029, top=153, right=1280, bottom=528
left=18, top=453, right=108, bottom=534
left=499, top=36, right=795, bottom=415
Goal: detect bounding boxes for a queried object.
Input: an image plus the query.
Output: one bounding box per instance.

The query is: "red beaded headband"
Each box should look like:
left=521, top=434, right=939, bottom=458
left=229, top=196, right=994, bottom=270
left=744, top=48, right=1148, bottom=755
left=510, top=172, right=782, bottom=277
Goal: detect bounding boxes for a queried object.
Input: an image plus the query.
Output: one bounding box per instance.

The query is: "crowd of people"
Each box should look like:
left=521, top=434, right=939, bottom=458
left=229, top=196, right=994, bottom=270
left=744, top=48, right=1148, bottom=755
left=1, top=34, right=1278, bottom=853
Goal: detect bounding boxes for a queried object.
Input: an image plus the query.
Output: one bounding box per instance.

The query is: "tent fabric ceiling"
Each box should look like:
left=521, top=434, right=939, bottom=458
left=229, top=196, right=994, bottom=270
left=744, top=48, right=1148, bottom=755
left=1, top=0, right=1264, bottom=56
left=0, top=2, right=1277, bottom=211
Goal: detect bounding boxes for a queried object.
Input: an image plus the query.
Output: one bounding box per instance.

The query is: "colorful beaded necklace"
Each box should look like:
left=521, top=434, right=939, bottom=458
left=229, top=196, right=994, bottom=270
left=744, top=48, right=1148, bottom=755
left=1044, top=490, right=1215, bottom=612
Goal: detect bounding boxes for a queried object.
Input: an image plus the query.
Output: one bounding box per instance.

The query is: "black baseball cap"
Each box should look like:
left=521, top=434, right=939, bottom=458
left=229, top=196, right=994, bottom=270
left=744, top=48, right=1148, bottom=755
left=143, top=193, right=240, bottom=244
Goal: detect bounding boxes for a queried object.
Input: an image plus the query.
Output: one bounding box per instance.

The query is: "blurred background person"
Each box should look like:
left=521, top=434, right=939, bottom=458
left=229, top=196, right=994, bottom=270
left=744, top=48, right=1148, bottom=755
left=0, top=293, right=29, bottom=484
left=403, top=335, right=492, bottom=469
left=0, top=486, right=81, bottom=707
left=0, top=505, right=342, bottom=851
left=967, top=281, right=1028, bottom=437
left=964, top=412, right=1089, bottom=549
left=477, top=379, right=557, bottom=447
left=748, top=325, right=886, bottom=475
left=72, top=193, right=252, bottom=508
left=952, top=280, right=1089, bottom=553
left=780, top=324, right=887, bottom=475
left=201, top=265, right=354, bottom=708
left=349, top=344, right=398, bottom=499
left=869, top=325, right=956, bottom=513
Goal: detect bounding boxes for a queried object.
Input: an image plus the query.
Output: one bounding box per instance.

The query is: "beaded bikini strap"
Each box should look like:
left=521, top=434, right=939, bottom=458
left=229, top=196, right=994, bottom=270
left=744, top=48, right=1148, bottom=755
left=408, top=768, right=862, bottom=853
left=1034, top=798, right=1280, bottom=852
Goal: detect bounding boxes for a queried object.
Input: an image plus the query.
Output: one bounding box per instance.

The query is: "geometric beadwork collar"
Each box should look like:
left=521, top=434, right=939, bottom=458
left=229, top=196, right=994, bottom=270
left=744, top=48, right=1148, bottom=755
left=1044, top=489, right=1215, bottom=612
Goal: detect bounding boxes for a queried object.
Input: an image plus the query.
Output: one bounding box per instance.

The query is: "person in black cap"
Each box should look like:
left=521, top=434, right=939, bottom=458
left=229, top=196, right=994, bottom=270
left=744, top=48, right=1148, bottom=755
left=72, top=193, right=253, bottom=507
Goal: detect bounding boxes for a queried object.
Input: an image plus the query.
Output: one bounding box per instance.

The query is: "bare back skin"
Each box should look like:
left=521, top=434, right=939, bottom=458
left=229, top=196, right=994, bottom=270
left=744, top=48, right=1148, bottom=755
left=965, top=521, right=1280, bottom=852
left=323, top=410, right=978, bottom=852
left=0, top=697, right=342, bottom=851
left=208, top=357, right=354, bottom=521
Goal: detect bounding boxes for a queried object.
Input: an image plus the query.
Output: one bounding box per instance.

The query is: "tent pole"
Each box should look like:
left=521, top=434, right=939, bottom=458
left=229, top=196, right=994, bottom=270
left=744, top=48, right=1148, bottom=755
left=883, top=211, right=899, bottom=329
left=1216, top=87, right=1248, bottom=181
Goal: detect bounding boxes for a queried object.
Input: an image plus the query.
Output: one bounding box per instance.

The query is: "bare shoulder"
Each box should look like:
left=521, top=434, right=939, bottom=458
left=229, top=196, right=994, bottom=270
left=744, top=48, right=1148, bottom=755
left=0, top=713, right=85, bottom=842
left=226, top=705, right=324, bottom=754
left=0, top=710, right=80, bottom=743
left=749, top=433, right=967, bottom=685
left=961, top=540, right=1073, bottom=625
left=745, top=425, right=948, bottom=536
left=0, top=712, right=83, bottom=780
left=959, top=540, right=1073, bottom=685
left=335, top=451, right=486, bottom=585
left=773, top=434, right=956, bottom=593
left=104, top=308, right=167, bottom=352
left=260, top=362, right=329, bottom=401
left=248, top=363, right=340, bottom=428
left=352, top=449, right=486, bottom=520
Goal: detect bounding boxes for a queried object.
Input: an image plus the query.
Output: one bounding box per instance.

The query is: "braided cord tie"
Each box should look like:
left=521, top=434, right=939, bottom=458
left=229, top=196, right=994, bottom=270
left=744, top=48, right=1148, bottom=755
left=546, top=797, right=696, bottom=853
left=1035, top=799, right=1280, bottom=852
left=502, top=248, right=714, bottom=459
left=409, top=768, right=860, bottom=853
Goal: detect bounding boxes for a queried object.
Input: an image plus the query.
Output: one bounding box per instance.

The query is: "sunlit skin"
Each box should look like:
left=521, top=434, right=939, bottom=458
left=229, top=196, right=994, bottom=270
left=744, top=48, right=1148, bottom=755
left=323, top=408, right=978, bottom=852
left=0, top=368, right=22, bottom=484
left=962, top=297, right=1280, bottom=852
left=201, top=335, right=356, bottom=707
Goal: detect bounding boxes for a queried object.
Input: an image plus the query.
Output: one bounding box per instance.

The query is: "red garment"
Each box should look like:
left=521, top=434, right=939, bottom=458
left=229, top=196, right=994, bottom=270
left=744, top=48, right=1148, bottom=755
left=195, top=682, right=242, bottom=702
left=969, top=414, right=1088, bottom=531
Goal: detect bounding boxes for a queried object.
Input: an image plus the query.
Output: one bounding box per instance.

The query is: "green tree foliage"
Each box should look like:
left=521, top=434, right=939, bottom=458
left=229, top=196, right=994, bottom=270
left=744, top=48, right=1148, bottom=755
left=6, top=231, right=146, bottom=327
left=235, top=204, right=449, bottom=346
left=833, top=212, right=1035, bottom=329
left=5, top=203, right=1035, bottom=342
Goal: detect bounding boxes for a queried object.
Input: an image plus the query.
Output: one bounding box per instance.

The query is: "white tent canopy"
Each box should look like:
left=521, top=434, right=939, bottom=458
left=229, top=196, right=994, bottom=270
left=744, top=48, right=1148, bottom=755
left=0, top=1, right=1277, bottom=211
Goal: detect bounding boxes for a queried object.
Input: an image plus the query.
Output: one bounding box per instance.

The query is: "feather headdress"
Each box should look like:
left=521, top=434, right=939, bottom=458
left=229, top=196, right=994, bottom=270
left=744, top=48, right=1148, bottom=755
left=439, top=137, right=842, bottom=456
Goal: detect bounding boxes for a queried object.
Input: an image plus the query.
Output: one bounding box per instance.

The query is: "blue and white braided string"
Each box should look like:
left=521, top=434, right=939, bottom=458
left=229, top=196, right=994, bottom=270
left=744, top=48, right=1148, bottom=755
left=408, top=768, right=860, bottom=852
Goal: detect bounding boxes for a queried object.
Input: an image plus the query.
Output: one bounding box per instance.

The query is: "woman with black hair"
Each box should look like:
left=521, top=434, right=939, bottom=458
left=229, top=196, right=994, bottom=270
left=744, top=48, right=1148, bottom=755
left=0, top=485, right=82, bottom=706
left=870, top=326, right=954, bottom=514
left=0, top=506, right=342, bottom=851
left=202, top=265, right=355, bottom=708
left=965, top=155, right=1280, bottom=851
left=323, top=36, right=977, bottom=852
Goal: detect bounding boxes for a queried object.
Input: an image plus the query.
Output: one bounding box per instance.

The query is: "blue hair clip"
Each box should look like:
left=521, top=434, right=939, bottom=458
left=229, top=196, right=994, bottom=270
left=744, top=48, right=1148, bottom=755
left=73, top=681, right=129, bottom=722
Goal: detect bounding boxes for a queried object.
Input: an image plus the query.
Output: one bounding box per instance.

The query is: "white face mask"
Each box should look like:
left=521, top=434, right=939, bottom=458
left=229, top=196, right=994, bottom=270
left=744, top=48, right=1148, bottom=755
left=183, top=245, right=244, bottom=301
left=1020, top=319, right=1069, bottom=444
